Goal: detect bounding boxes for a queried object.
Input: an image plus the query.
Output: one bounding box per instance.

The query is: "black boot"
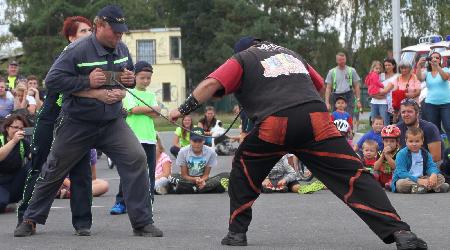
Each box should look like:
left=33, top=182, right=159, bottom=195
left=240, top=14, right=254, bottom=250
left=221, top=231, right=247, bottom=246
left=14, top=220, right=36, bottom=237
left=394, top=230, right=427, bottom=250
left=133, top=224, right=163, bottom=237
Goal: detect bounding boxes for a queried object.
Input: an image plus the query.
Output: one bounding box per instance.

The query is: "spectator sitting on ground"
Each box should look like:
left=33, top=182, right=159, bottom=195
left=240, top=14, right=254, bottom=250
left=170, top=115, right=193, bottom=157
left=391, top=127, right=449, bottom=193
left=56, top=149, right=109, bottom=199
left=354, top=116, right=384, bottom=152
left=13, top=83, right=37, bottom=115
left=333, top=119, right=352, bottom=146
left=154, top=135, right=172, bottom=195
left=374, top=125, right=401, bottom=190
left=0, top=79, right=14, bottom=121
left=0, top=114, right=30, bottom=213
left=360, top=140, right=378, bottom=174
left=26, top=75, right=43, bottom=111
left=397, top=98, right=443, bottom=163
left=198, top=106, right=218, bottom=146
left=262, top=154, right=300, bottom=193
left=170, top=127, right=229, bottom=194
left=211, top=120, right=239, bottom=156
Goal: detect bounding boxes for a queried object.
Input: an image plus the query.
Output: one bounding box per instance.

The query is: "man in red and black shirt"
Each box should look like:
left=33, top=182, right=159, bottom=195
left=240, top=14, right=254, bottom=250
left=169, top=37, right=426, bottom=249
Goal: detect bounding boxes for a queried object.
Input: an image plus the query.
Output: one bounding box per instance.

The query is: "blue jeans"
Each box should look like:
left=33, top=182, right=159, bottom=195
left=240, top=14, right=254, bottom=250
left=423, top=102, right=450, bottom=140
left=370, top=103, right=389, bottom=126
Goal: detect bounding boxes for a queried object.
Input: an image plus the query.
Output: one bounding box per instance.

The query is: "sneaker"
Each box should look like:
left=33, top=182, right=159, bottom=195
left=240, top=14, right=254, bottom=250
left=436, top=183, right=450, bottom=193
left=155, top=186, right=168, bottom=195
left=133, top=224, right=163, bottom=237
left=110, top=202, right=127, bottom=215
left=220, top=178, right=229, bottom=191
left=221, top=231, right=247, bottom=246
left=14, top=220, right=36, bottom=237
left=393, top=230, right=428, bottom=250
left=74, top=228, right=91, bottom=236
left=298, top=180, right=326, bottom=194
left=2, top=203, right=17, bottom=213
left=411, top=184, right=427, bottom=194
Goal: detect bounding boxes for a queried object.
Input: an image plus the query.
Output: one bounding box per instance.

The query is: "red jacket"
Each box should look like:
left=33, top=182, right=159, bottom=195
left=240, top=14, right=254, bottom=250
left=365, top=71, right=384, bottom=95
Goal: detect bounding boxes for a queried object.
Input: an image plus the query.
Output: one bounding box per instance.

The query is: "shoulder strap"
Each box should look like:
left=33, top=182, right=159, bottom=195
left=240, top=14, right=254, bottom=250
left=332, top=66, right=353, bottom=91
left=347, top=67, right=353, bottom=86
left=332, top=67, right=337, bottom=91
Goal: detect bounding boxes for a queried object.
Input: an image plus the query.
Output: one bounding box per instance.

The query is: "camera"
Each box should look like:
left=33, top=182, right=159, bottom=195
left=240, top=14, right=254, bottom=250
left=426, top=56, right=432, bottom=62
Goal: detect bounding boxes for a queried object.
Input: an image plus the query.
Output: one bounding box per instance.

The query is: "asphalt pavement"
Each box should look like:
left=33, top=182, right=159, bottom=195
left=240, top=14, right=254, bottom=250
left=1, top=130, right=449, bottom=250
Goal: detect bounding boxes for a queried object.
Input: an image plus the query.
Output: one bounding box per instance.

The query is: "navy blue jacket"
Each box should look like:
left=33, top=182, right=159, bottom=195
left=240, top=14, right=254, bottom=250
left=45, top=33, right=133, bottom=121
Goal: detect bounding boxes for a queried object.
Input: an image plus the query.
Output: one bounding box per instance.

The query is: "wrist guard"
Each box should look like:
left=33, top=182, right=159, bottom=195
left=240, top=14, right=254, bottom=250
left=178, top=94, right=200, bottom=115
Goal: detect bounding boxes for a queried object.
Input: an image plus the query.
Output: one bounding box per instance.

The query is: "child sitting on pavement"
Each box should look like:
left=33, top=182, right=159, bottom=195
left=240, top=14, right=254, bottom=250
left=154, top=135, right=172, bottom=195
left=170, top=127, right=229, bottom=194
left=333, top=119, right=352, bottom=146
left=391, top=127, right=449, bottom=193
left=374, top=125, right=401, bottom=190
left=360, top=140, right=378, bottom=174
left=354, top=116, right=384, bottom=153
left=262, top=154, right=300, bottom=193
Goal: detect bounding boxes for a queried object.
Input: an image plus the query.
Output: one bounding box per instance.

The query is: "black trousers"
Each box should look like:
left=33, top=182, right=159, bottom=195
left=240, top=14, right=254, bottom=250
left=228, top=101, right=410, bottom=244
left=23, top=113, right=153, bottom=229
left=17, top=100, right=92, bottom=230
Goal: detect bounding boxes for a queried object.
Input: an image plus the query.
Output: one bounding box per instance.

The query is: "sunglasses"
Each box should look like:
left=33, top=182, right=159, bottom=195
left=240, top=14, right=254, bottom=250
left=400, top=98, right=419, bottom=108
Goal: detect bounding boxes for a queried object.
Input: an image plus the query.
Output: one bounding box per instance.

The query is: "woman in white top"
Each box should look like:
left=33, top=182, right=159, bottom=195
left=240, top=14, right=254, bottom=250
left=370, top=58, right=398, bottom=126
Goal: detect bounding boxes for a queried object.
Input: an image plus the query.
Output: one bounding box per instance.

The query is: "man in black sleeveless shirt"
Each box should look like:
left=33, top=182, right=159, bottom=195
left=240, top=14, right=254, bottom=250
left=169, top=37, right=427, bottom=250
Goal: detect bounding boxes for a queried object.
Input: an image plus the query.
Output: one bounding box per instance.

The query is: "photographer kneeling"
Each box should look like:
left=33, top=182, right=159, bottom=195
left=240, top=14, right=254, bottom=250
left=0, top=114, right=30, bottom=213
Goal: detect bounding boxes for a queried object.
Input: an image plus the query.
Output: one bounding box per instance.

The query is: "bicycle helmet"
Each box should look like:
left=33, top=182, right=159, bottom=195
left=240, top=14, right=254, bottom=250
left=333, top=119, right=350, bottom=132
left=381, top=125, right=401, bottom=138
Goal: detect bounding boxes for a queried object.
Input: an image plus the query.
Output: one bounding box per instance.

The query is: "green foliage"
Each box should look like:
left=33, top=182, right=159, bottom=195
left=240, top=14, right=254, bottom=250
left=3, top=0, right=450, bottom=104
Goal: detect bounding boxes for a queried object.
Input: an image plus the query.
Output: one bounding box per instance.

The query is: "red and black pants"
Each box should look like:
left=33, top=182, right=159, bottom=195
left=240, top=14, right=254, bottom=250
left=228, top=101, right=410, bottom=243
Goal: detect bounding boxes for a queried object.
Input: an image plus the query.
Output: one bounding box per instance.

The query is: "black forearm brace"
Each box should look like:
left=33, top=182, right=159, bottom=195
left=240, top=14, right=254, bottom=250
left=178, top=94, right=200, bottom=115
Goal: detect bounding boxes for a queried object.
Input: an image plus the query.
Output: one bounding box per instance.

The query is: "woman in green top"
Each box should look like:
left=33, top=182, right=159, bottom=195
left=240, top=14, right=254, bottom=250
left=170, top=115, right=193, bottom=157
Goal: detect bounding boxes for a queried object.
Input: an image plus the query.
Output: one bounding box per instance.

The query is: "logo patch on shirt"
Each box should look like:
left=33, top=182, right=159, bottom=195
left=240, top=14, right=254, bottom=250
left=260, top=53, right=308, bottom=78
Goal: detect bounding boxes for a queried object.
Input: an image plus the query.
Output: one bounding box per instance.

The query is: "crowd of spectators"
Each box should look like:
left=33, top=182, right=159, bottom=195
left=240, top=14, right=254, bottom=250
left=2, top=49, right=450, bottom=216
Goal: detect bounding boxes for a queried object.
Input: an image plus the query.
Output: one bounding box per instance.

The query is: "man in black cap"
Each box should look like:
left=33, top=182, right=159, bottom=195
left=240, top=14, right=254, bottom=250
left=169, top=37, right=427, bottom=249
left=6, top=60, right=25, bottom=90
left=14, top=5, right=162, bottom=238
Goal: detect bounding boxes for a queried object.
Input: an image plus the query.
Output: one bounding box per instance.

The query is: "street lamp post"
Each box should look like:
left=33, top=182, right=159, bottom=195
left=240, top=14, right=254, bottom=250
left=392, top=0, right=401, bottom=63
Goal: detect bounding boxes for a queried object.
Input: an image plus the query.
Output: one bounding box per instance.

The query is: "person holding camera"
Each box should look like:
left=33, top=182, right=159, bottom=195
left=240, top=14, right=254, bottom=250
left=0, top=114, right=31, bottom=214
left=416, top=52, right=450, bottom=141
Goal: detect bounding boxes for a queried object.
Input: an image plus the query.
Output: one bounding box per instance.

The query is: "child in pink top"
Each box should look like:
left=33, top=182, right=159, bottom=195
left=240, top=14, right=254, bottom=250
left=365, top=61, right=385, bottom=95
left=155, top=136, right=172, bottom=195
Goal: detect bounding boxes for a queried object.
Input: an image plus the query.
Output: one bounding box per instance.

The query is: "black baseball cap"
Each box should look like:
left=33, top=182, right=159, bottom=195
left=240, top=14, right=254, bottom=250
left=190, top=127, right=205, bottom=141
left=134, top=61, right=153, bottom=74
left=335, top=96, right=347, bottom=103
left=233, top=36, right=260, bottom=53
left=97, top=5, right=128, bottom=33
